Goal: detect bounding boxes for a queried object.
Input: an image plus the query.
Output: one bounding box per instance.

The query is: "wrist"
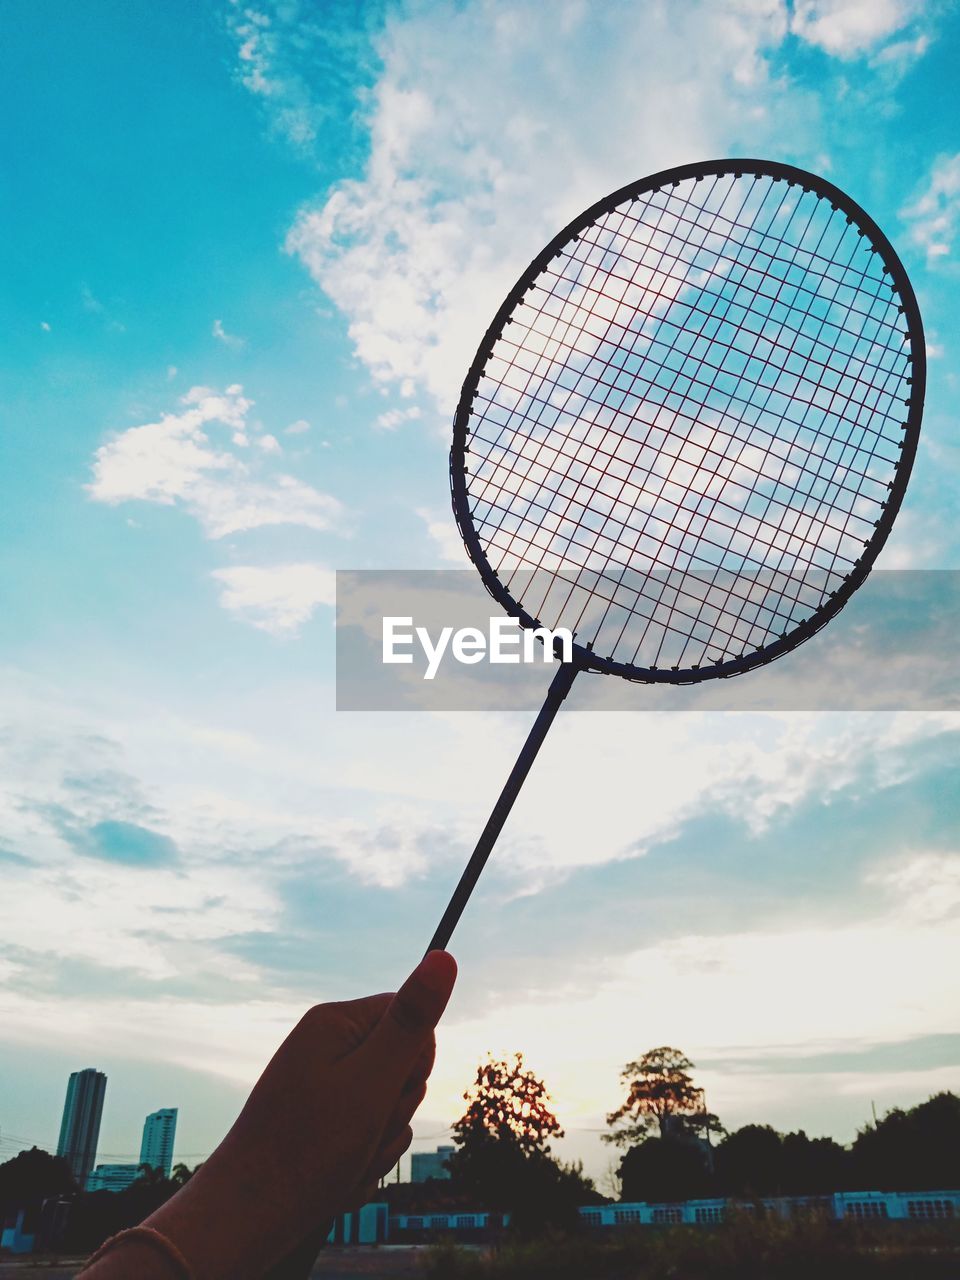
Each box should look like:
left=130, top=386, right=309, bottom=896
left=143, top=1137, right=332, bottom=1280
left=80, top=1227, right=191, bottom=1279
left=142, top=1153, right=262, bottom=1280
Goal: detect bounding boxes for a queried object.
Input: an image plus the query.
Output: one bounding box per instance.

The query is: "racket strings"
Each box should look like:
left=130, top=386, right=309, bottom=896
left=636, top=183, right=903, bottom=666
left=471, top=262, right=896, bottom=660
left=624, top=184, right=836, bottom=666
left=519, top=174, right=808, bottom=654
left=503, top=179, right=730, bottom=639
left=507, top=249, right=905, bottom=446
left=473, top=175, right=772, bottom=602
left=473, top=186, right=901, bottom=570
left=605, top=189, right=903, bottom=333
left=488, top=188, right=901, bottom=535
left=527, top=234, right=904, bottom=400
left=462, top=172, right=911, bottom=670
left=481, top=179, right=870, bottom=650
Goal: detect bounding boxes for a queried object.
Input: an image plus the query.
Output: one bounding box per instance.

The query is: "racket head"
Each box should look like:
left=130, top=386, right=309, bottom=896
left=450, top=158, right=925, bottom=684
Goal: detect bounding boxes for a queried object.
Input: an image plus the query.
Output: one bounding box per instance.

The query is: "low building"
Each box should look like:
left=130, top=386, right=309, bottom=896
left=386, top=1189, right=960, bottom=1240
left=87, top=1163, right=140, bottom=1193
left=327, top=1202, right=389, bottom=1245
left=411, top=1144, right=454, bottom=1182
left=1, top=1208, right=35, bottom=1254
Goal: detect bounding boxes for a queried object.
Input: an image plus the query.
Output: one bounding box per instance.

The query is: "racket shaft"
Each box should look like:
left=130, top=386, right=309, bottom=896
left=426, top=660, right=579, bottom=953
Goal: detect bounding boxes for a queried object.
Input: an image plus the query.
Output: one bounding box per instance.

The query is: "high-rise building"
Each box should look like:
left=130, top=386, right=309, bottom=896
left=411, top=1144, right=454, bottom=1182
left=140, top=1108, right=177, bottom=1178
left=56, top=1069, right=107, bottom=1187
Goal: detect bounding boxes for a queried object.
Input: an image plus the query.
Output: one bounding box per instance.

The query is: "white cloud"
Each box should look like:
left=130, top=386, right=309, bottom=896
left=874, top=506, right=947, bottom=569
left=283, top=0, right=936, bottom=422
left=869, top=31, right=929, bottom=65
left=212, top=317, right=245, bottom=348
left=210, top=562, right=334, bottom=635
left=39, top=321, right=51, bottom=332
left=790, top=0, right=923, bottom=57
left=0, top=692, right=277, bottom=987
left=285, top=0, right=811, bottom=415
left=375, top=405, right=421, bottom=432
left=868, top=851, right=960, bottom=924
left=256, top=432, right=281, bottom=453
left=310, top=814, right=436, bottom=889
left=231, top=4, right=273, bottom=95
left=224, top=0, right=375, bottom=151
left=486, top=712, right=955, bottom=882
left=417, top=507, right=468, bottom=565
left=88, top=384, right=343, bottom=539
left=0, top=986, right=301, bottom=1090
left=283, top=418, right=311, bottom=435
left=901, top=153, right=960, bottom=262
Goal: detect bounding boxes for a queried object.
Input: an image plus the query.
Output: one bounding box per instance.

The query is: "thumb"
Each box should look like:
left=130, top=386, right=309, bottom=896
left=356, top=950, right=457, bottom=1074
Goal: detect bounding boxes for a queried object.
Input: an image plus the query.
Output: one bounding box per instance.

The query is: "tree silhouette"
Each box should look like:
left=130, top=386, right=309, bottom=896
left=604, top=1047, right=721, bottom=1147
left=715, top=1125, right=852, bottom=1198
left=136, top=1163, right=168, bottom=1188
left=715, top=1124, right=784, bottom=1197
left=64, top=1173, right=179, bottom=1253
left=619, top=1138, right=713, bottom=1203
left=850, top=1091, right=960, bottom=1191
left=447, top=1052, right=597, bottom=1230
left=452, top=1051, right=564, bottom=1155
left=780, top=1131, right=848, bottom=1196
left=0, top=1147, right=76, bottom=1210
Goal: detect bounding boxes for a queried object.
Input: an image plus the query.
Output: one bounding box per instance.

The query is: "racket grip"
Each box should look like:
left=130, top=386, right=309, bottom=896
left=425, top=659, right=579, bottom=954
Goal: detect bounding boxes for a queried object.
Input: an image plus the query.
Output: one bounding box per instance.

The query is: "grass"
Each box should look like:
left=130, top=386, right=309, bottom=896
left=419, top=1214, right=960, bottom=1279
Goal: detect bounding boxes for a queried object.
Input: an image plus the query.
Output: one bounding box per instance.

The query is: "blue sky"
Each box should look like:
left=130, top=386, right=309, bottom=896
left=2, top=0, right=960, bottom=1183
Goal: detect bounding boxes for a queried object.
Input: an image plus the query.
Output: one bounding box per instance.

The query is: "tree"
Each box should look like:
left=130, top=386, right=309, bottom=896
left=452, top=1051, right=564, bottom=1156
left=64, top=1174, right=178, bottom=1254
left=619, top=1138, right=713, bottom=1203
left=604, top=1047, right=722, bottom=1147
left=850, top=1092, right=960, bottom=1191
left=170, top=1163, right=196, bottom=1187
left=0, top=1147, right=76, bottom=1211
left=780, top=1131, right=848, bottom=1196
left=507, top=1158, right=601, bottom=1236
left=448, top=1052, right=562, bottom=1211
left=716, top=1124, right=784, bottom=1197
left=135, top=1163, right=168, bottom=1188
left=447, top=1052, right=598, bottom=1232
left=716, top=1125, right=851, bottom=1198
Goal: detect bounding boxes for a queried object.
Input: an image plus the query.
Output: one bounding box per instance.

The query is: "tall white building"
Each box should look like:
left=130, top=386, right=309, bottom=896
left=140, top=1108, right=177, bottom=1178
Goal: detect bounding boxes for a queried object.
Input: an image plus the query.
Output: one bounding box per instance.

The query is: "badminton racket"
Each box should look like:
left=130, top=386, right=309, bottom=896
left=427, top=157, right=924, bottom=953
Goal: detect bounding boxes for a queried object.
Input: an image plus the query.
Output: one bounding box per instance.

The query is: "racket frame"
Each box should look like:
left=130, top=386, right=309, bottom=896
left=450, top=158, right=925, bottom=685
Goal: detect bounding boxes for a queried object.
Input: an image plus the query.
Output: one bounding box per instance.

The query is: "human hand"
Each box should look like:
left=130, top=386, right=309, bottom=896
left=222, top=949, right=457, bottom=1222
left=126, top=951, right=457, bottom=1280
